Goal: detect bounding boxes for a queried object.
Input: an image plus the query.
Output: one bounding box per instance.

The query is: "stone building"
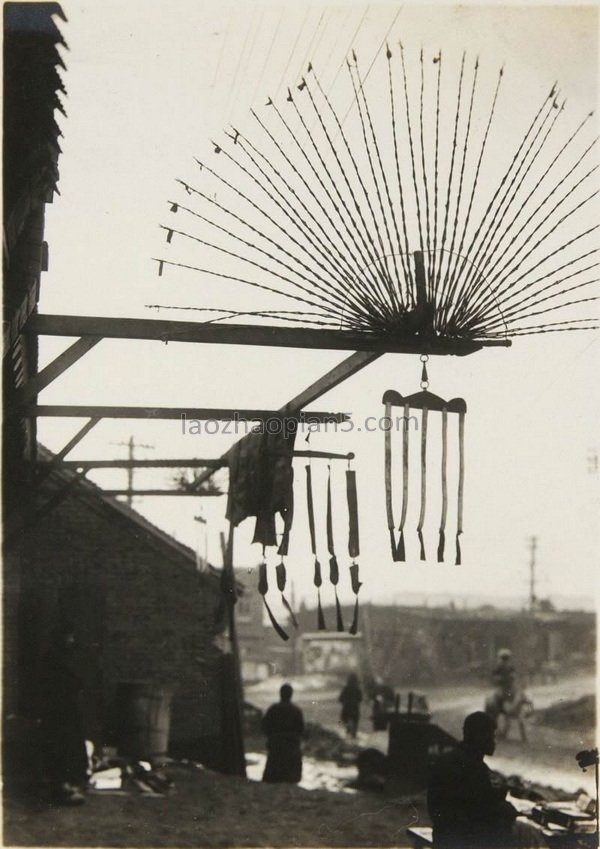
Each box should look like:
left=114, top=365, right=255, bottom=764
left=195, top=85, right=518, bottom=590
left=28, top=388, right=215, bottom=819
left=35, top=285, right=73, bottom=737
left=3, top=0, right=67, bottom=721
left=2, top=3, right=245, bottom=786
left=5, top=450, right=239, bottom=783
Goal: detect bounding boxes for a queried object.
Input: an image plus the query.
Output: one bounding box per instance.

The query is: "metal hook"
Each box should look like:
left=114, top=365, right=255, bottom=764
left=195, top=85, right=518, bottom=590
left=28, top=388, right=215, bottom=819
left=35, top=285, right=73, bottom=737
left=420, top=355, right=429, bottom=389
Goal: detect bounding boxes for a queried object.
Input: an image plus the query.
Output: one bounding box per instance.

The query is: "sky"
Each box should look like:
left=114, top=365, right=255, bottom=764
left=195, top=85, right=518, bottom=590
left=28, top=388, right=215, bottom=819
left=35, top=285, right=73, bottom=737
left=38, top=1, right=599, bottom=613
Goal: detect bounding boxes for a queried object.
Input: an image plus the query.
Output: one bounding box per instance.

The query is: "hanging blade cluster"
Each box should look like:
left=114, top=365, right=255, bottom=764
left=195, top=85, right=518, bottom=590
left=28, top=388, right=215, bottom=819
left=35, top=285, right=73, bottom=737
left=157, top=45, right=598, bottom=341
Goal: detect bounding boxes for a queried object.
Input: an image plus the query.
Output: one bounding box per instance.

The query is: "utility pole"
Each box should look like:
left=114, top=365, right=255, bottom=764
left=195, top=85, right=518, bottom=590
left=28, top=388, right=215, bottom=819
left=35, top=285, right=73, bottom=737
left=528, top=536, right=537, bottom=613
left=111, top=435, right=154, bottom=506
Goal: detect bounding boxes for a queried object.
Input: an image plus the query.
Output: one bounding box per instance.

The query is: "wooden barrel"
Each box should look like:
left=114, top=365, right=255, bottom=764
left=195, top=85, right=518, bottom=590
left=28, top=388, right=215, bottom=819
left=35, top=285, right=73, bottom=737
left=117, top=683, right=172, bottom=759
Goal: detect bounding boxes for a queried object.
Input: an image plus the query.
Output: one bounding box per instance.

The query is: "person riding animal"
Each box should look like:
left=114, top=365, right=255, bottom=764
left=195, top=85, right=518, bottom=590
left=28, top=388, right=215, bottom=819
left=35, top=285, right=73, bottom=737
left=486, top=649, right=533, bottom=742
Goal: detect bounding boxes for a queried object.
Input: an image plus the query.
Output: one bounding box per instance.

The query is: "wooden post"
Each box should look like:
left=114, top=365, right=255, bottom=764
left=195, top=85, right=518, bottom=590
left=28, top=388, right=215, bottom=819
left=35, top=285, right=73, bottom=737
left=221, top=523, right=246, bottom=777
left=414, top=251, right=428, bottom=309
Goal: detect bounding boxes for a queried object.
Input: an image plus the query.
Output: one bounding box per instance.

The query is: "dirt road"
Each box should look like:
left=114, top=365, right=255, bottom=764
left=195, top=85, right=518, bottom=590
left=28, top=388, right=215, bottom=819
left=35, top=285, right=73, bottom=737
left=247, top=673, right=596, bottom=795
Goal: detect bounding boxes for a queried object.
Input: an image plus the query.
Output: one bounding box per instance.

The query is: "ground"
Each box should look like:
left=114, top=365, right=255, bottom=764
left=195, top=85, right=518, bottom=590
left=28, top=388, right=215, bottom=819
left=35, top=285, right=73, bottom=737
left=4, top=761, right=426, bottom=848
left=248, top=671, right=596, bottom=795
left=3, top=673, right=595, bottom=848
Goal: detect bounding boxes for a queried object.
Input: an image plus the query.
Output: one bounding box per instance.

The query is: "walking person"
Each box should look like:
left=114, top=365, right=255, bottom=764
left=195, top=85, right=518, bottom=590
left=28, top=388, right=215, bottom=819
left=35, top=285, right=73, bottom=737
left=339, top=673, right=362, bottom=738
left=261, top=683, right=304, bottom=784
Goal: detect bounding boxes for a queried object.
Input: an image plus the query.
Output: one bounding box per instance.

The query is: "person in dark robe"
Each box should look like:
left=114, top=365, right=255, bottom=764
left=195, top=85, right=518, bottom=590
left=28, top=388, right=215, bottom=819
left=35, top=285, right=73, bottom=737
left=427, top=711, right=518, bottom=848
left=261, top=683, right=304, bottom=784
left=38, top=628, right=88, bottom=804
left=339, top=673, right=362, bottom=738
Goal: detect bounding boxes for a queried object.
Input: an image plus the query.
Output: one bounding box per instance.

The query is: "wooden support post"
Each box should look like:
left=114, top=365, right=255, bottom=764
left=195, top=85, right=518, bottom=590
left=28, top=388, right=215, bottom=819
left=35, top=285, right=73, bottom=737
left=5, top=468, right=89, bottom=546
left=221, top=523, right=246, bottom=777
left=191, top=351, right=381, bottom=490
left=16, top=336, right=102, bottom=404
left=35, top=418, right=101, bottom=486
left=282, top=351, right=382, bottom=414
left=414, top=251, right=428, bottom=308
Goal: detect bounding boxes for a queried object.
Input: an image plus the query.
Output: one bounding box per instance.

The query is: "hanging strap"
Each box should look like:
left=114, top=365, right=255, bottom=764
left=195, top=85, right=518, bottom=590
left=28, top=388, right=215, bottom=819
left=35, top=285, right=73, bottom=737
left=347, top=468, right=361, bottom=635
left=417, top=406, right=428, bottom=560
left=346, top=468, right=360, bottom=559
left=258, top=558, right=289, bottom=641
left=398, top=401, right=410, bottom=561
left=348, top=564, right=362, bottom=635
left=384, top=401, right=396, bottom=556
left=276, top=560, right=298, bottom=628
left=277, top=466, right=294, bottom=557
left=399, top=402, right=411, bottom=530
left=456, top=410, right=465, bottom=565
left=306, top=464, right=326, bottom=630
left=384, top=402, right=406, bottom=561
left=327, top=466, right=344, bottom=632
left=275, top=464, right=296, bottom=625
left=438, top=407, right=448, bottom=562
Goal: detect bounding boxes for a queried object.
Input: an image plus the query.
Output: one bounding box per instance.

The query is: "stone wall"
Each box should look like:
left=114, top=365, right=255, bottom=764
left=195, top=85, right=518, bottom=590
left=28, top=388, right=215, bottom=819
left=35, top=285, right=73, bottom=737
left=18, top=477, right=227, bottom=763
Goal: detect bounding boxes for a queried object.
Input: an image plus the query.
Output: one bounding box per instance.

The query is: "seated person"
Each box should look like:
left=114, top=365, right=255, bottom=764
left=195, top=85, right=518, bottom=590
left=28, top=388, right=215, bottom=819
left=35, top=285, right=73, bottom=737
left=427, top=711, right=518, bottom=848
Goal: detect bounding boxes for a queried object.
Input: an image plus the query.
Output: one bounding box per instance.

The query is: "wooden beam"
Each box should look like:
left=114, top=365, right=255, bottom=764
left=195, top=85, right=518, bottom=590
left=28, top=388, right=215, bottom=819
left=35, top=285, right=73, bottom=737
left=26, top=405, right=348, bottom=423
left=33, top=470, right=90, bottom=524
left=38, top=449, right=354, bottom=470
left=28, top=313, right=510, bottom=353
left=42, top=458, right=226, bottom=469
left=281, top=351, right=381, bottom=414
left=293, top=449, right=355, bottom=461
left=191, top=351, right=381, bottom=489
left=6, top=469, right=90, bottom=546
left=17, top=336, right=102, bottom=404
left=35, top=418, right=101, bottom=485
left=99, top=489, right=224, bottom=497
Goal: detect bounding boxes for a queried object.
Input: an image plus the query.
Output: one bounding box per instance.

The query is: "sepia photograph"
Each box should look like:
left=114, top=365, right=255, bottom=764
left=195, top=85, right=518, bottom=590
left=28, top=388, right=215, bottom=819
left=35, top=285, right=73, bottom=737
left=3, top=1, right=598, bottom=846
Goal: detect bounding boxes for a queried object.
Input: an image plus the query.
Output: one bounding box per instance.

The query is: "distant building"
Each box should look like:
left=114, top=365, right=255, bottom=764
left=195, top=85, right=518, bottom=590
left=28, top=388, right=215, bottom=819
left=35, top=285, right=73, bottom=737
left=300, top=632, right=364, bottom=676
left=295, top=602, right=595, bottom=687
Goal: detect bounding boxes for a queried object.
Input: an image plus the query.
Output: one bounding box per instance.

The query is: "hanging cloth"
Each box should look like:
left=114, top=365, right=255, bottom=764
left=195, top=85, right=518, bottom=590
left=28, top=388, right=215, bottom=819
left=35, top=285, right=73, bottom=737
left=226, top=427, right=297, bottom=548
left=437, top=408, right=448, bottom=562
left=306, top=464, right=326, bottom=630
left=456, top=410, right=465, bottom=565
left=258, top=556, right=289, bottom=641
left=326, top=467, right=344, bottom=632
left=346, top=468, right=362, bottom=635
